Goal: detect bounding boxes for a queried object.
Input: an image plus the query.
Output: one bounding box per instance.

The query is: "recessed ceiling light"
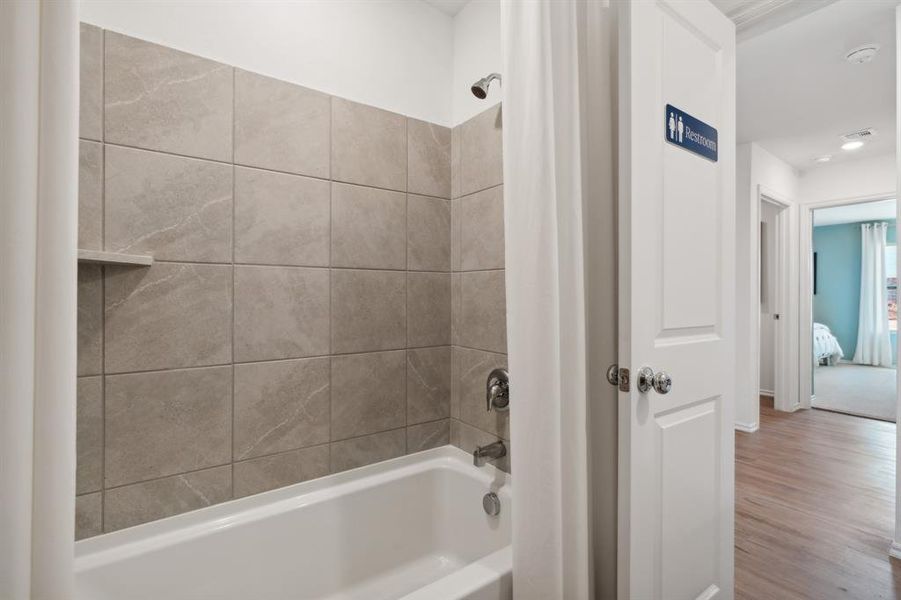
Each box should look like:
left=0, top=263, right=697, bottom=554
left=814, top=155, right=832, bottom=163
left=842, top=140, right=864, bottom=151
left=845, top=43, right=881, bottom=64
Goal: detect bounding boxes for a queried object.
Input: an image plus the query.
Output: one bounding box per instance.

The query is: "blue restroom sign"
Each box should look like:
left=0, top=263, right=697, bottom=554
left=665, top=104, right=718, bottom=162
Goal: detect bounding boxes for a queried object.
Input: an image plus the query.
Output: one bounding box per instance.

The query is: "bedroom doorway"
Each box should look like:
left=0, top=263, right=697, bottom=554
left=759, top=195, right=790, bottom=411
left=810, top=198, right=898, bottom=422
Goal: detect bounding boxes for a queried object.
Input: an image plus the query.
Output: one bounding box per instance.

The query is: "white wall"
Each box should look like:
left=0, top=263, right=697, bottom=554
left=800, top=152, right=896, bottom=204
left=80, top=0, right=505, bottom=127
left=738, top=149, right=897, bottom=431
left=80, top=0, right=456, bottom=125
left=452, top=0, right=502, bottom=125
left=736, top=143, right=800, bottom=430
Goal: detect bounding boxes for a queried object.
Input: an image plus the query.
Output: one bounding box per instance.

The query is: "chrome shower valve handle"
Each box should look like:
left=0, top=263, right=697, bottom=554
left=486, top=368, right=510, bottom=412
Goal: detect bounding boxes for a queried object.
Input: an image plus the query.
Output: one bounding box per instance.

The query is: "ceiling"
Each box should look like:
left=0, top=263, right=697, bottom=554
left=711, top=0, right=839, bottom=41
left=421, top=0, right=895, bottom=173
left=735, top=0, right=896, bottom=172
left=813, top=199, right=897, bottom=226
left=422, top=0, right=469, bottom=17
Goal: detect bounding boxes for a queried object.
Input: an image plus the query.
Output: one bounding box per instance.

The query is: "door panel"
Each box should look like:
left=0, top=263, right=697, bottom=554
left=618, top=0, right=735, bottom=598
left=658, top=398, right=720, bottom=598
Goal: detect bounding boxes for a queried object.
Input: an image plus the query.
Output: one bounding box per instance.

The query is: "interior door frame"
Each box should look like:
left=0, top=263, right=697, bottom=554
left=799, top=192, right=896, bottom=411
left=756, top=187, right=794, bottom=414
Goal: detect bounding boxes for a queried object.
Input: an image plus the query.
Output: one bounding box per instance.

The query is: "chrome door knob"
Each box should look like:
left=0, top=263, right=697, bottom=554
left=637, top=367, right=672, bottom=394
left=606, top=364, right=619, bottom=386
left=652, top=371, right=672, bottom=394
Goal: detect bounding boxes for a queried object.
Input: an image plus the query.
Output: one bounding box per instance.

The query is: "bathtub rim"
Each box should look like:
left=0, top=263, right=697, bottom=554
left=75, top=444, right=511, bottom=571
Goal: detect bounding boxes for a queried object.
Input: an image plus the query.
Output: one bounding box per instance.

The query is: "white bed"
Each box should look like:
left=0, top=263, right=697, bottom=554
left=813, top=322, right=844, bottom=366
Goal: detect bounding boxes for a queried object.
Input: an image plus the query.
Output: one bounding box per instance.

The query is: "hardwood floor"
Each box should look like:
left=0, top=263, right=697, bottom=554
left=735, top=398, right=901, bottom=599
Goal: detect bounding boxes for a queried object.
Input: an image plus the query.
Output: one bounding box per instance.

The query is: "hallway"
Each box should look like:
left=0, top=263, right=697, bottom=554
left=736, top=398, right=901, bottom=599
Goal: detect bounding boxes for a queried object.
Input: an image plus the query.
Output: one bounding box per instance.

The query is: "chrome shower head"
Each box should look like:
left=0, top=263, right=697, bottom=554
left=471, top=73, right=502, bottom=99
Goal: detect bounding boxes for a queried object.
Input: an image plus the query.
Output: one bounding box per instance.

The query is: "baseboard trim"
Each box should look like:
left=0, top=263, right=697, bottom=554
left=759, top=389, right=774, bottom=397
left=889, top=541, right=901, bottom=560
left=735, top=421, right=759, bottom=433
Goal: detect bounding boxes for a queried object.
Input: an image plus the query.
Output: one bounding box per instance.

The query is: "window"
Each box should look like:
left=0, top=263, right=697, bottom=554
left=887, top=244, right=897, bottom=330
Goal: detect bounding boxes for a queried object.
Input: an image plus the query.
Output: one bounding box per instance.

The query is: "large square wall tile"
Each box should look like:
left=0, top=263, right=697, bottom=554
left=407, top=118, right=451, bottom=199
left=234, top=358, right=330, bottom=460
left=104, top=145, right=232, bottom=262
left=78, top=140, right=103, bottom=251
left=331, top=270, right=406, bottom=354
left=457, top=270, right=507, bottom=354
left=406, top=347, right=450, bottom=425
left=76, top=376, right=103, bottom=494
left=331, top=97, right=406, bottom=191
left=407, top=195, right=450, bottom=272
left=234, top=445, right=330, bottom=498
left=235, top=167, right=330, bottom=267
left=77, top=264, right=103, bottom=376
left=75, top=493, right=102, bottom=540
left=458, top=185, right=504, bottom=271
left=105, top=31, right=233, bottom=161
left=79, top=23, right=103, bottom=141
left=104, top=366, right=232, bottom=487
left=459, top=104, right=503, bottom=196
left=234, top=266, right=330, bottom=362
left=330, top=429, right=406, bottom=473
left=104, top=263, right=232, bottom=373
left=331, top=183, right=406, bottom=270
left=234, top=70, right=330, bottom=178
left=453, top=347, right=508, bottom=439
left=408, top=273, right=451, bottom=347
left=330, top=351, right=405, bottom=440
left=104, top=466, right=231, bottom=532
left=407, top=420, right=449, bottom=453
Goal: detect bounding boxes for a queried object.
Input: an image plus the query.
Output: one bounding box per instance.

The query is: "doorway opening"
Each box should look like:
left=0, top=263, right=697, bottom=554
left=758, top=195, right=790, bottom=411
left=809, top=198, right=898, bottom=422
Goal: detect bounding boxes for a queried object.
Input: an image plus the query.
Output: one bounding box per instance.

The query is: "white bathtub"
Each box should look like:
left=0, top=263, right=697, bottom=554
left=75, top=446, right=512, bottom=600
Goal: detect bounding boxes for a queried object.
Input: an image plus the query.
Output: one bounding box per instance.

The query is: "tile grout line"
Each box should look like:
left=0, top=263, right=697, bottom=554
left=230, top=65, right=237, bottom=501
left=152, top=259, right=468, bottom=274
left=99, top=141, right=452, bottom=202
left=99, top=26, right=107, bottom=534
left=404, top=118, right=410, bottom=455
left=92, top=344, right=462, bottom=379
left=404, top=119, right=410, bottom=455
left=327, top=94, right=334, bottom=473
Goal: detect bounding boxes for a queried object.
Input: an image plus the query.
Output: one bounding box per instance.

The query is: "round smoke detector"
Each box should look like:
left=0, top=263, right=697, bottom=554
left=845, top=44, right=881, bottom=64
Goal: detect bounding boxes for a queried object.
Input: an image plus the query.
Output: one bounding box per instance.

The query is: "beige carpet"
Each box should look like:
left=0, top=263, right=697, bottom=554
left=813, top=363, right=897, bottom=422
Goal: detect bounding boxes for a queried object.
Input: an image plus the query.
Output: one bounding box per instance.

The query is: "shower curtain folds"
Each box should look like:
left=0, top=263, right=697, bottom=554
left=501, top=1, right=591, bottom=598
left=853, top=222, right=893, bottom=367
left=0, top=1, right=79, bottom=597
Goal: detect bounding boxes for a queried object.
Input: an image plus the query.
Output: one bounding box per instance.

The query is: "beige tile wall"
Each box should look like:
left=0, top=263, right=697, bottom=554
left=75, top=24, right=454, bottom=539
left=449, top=104, right=510, bottom=473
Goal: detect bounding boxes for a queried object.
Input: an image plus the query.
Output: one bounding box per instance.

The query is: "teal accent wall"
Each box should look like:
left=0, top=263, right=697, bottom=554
left=813, top=220, right=897, bottom=365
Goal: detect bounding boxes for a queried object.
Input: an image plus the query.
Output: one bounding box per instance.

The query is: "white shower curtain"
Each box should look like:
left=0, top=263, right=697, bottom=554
left=501, top=1, right=591, bottom=598
left=853, top=223, right=893, bottom=367
left=1, top=1, right=79, bottom=598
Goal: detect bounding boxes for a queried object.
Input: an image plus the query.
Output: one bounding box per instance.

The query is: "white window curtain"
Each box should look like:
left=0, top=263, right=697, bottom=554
left=853, top=222, right=893, bottom=367
left=500, top=1, right=591, bottom=598
left=1, top=1, right=79, bottom=598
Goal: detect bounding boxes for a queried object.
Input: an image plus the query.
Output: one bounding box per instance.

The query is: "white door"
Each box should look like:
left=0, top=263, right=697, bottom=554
left=617, top=1, right=736, bottom=599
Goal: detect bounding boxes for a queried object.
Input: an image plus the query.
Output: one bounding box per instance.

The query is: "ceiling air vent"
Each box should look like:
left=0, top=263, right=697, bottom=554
left=840, top=128, right=877, bottom=142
